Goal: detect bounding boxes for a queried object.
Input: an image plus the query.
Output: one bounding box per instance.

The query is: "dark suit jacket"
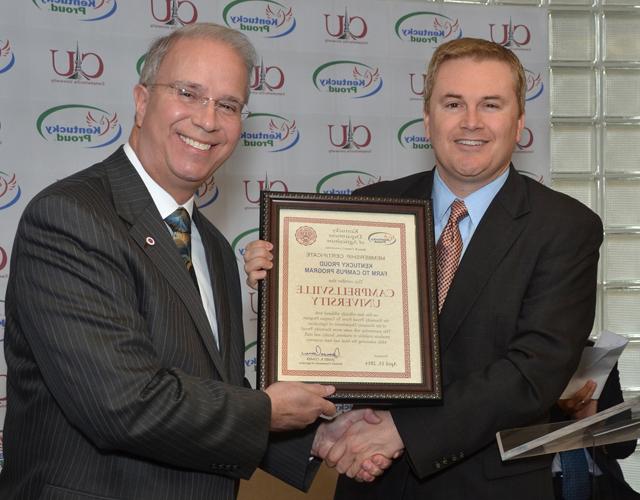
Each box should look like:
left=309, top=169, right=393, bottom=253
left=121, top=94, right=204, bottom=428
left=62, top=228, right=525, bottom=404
left=0, top=147, right=316, bottom=500
left=336, top=167, right=603, bottom=500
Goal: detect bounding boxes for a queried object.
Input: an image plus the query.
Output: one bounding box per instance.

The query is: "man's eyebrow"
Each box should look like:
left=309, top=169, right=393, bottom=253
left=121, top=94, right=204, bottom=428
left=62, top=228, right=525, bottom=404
left=173, top=81, right=244, bottom=103
left=173, top=80, right=203, bottom=90
left=438, top=93, right=506, bottom=101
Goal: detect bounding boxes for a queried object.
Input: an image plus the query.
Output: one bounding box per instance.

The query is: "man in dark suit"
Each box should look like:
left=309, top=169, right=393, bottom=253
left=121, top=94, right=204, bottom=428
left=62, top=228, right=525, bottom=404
left=245, top=38, right=604, bottom=498
left=553, top=371, right=639, bottom=499
left=0, top=23, right=338, bottom=500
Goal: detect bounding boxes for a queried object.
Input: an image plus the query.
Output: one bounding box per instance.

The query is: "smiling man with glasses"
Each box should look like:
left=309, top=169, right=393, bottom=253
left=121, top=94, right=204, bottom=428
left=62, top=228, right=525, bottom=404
left=0, top=23, right=339, bottom=500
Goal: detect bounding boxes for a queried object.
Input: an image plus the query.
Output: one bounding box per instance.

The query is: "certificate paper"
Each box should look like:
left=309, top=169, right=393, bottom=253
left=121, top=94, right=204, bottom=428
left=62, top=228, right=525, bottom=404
left=259, top=192, right=441, bottom=402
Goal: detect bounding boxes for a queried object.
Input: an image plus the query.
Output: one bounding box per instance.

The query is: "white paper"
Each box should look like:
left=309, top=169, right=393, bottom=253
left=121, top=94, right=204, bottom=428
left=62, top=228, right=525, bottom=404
left=560, top=330, right=628, bottom=399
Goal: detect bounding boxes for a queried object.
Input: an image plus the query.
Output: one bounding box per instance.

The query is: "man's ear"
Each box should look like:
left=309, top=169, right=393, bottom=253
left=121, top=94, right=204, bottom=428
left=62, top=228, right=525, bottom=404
left=133, top=84, right=149, bottom=128
left=423, top=108, right=431, bottom=140
left=515, top=113, right=525, bottom=143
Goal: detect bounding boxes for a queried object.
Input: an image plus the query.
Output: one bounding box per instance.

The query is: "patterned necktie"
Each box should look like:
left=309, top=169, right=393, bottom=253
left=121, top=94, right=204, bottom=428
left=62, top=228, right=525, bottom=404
left=436, top=199, right=468, bottom=312
left=560, top=449, right=592, bottom=500
left=165, top=207, right=199, bottom=290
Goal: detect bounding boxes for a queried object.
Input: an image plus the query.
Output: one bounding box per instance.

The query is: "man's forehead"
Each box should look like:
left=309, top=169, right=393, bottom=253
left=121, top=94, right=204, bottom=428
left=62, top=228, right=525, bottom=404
left=432, top=59, right=515, bottom=92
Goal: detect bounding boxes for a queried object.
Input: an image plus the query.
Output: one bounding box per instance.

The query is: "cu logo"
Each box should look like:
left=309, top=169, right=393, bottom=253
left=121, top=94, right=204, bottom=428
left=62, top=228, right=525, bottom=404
left=323, top=11, right=368, bottom=40
left=408, top=73, right=425, bottom=97
left=328, top=122, right=372, bottom=149
left=0, top=247, right=7, bottom=270
left=242, top=179, right=288, bottom=204
left=0, top=374, right=6, bottom=408
left=489, top=21, right=531, bottom=48
left=250, top=63, right=285, bottom=91
left=150, top=0, right=198, bottom=25
left=50, top=48, right=104, bottom=79
left=517, top=126, right=534, bottom=150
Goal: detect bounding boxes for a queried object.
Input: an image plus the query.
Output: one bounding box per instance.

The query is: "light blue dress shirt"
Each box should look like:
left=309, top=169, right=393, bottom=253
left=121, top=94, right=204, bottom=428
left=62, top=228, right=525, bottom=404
left=432, top=167, right=510, bottom=255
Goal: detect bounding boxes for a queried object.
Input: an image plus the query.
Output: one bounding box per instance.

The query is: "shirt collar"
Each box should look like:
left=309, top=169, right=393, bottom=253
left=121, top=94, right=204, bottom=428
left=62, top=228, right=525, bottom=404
left=124, top=142, right=194, bottom=219
left=432, top=166, right=509, bottom=227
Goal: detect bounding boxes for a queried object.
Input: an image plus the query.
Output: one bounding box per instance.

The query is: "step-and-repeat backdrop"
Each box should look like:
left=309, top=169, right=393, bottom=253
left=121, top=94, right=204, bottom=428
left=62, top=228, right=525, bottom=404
left=0, top=0, right=548, bottom=469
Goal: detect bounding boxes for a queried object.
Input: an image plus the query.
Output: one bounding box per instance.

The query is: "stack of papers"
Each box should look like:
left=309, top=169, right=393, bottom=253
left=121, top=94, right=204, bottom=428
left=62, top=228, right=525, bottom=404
left=560, top=330, right=629, bottom=400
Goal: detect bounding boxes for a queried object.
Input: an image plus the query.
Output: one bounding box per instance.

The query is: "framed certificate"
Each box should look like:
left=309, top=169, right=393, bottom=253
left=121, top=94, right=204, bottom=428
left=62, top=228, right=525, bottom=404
left=258, top=191, right=441, bottom=403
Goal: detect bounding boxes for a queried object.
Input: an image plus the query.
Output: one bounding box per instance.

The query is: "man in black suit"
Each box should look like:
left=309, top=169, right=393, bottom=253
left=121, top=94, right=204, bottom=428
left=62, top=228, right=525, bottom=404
left=245, top=38, right=604, bottom=499
left=553, top=372, right=639, bottom=499
left=0, top=23, right=338, bottom=500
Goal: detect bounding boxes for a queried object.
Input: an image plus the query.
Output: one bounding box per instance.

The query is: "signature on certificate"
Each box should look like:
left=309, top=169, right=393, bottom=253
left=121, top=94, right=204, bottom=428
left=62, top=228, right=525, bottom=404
left=301, top=345, right=341, bottom=358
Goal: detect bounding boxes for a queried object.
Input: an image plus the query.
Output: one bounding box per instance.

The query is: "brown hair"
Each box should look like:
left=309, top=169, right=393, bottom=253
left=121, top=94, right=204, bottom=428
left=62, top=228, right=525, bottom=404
left=424, top=37, right=526, bottom=116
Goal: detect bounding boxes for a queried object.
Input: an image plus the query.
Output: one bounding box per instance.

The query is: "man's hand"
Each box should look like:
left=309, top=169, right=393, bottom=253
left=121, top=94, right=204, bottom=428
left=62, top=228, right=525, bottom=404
left=312, top=409, right=381, bottom=459
left=325, top=410, right=403, bottom=481
left=265, top=382, right=336, bottom=431
left=313, top=410, right=393, bottom=482
left=558, top=379, right=598, bottom=420
left=243, top=240, right=273, bottom=289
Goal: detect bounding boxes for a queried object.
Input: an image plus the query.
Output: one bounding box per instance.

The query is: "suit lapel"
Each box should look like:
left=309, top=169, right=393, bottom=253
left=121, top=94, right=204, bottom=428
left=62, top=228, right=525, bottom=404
left=104, top=147, right=227, bottom=381
left=438, top=167, right=530, bottom=351
left=193, top=209, right=232, bottom=380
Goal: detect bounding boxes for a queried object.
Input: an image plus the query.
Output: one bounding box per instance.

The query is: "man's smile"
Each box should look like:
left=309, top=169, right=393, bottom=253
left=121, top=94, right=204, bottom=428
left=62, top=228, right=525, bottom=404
left=179, top=133, right=213, bottom=151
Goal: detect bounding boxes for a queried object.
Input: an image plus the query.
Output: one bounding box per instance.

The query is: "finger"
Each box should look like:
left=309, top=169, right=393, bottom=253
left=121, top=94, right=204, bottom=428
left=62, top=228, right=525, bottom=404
left=362, top=408, right=382, bottom=424
left=370, top=454, right=393, bottom=470
left=320, top=399, right=337, bottom=418
left=304, top=383, right=336, bottom=397
left=356, top=470, right=376, bottom=483
left=245, top=271, right=266, bottom=289
left=243, top=256, right=273, bottom=274
left=584, top=380, right=597, bottom=400
left=244, top=239, right=273, bottom=254
left=339, top=453, right=358, bottom=476
left=325, top=439, right=347, bottom=468
left=574, top=381, right=595, bottom=401
left=360, top=459, right=384, bottom=477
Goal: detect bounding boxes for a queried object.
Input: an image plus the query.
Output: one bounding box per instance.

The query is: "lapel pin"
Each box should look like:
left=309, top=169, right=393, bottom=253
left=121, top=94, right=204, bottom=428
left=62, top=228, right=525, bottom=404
left=145, top=236, right=156, bottom=246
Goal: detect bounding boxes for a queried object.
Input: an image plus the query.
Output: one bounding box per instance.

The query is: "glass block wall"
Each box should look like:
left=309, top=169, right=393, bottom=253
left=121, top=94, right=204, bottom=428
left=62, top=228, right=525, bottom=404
left=547, top=0, right=640, bottom=489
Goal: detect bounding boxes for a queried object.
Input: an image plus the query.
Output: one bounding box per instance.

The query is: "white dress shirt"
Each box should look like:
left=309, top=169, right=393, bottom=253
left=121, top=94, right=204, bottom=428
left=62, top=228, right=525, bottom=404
left=124, top=143, right=219, bottom=348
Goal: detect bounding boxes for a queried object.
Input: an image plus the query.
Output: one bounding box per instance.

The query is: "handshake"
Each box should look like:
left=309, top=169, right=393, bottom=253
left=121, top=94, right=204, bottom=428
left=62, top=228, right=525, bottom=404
left=265, top=381, right=404, bottom=483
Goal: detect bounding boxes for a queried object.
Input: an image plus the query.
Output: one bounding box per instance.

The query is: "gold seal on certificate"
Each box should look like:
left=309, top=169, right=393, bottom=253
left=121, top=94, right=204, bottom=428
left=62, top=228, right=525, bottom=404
left=258, top=191, right=441, bottom=403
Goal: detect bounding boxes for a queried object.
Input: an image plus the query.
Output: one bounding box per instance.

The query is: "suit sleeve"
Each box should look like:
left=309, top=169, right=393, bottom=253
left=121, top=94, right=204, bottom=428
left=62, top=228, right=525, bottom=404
left=11, top=192, right=271, bottom=479
left=390, top=194, right=604, bottom=479
left=596, top=365, right=637, bottom=460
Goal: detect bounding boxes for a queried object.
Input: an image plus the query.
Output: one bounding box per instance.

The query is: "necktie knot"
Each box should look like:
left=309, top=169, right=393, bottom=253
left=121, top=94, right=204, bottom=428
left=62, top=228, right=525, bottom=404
left=164, top=207, right=198, bottom=290
left=449, top=199, right=468, bottom=225
left=165, top=207, right=192, bottom=235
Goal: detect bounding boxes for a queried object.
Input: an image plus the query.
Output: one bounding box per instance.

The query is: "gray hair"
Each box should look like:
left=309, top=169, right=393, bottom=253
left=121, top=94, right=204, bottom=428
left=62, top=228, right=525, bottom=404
left=139, top=23, right=257, bottom=101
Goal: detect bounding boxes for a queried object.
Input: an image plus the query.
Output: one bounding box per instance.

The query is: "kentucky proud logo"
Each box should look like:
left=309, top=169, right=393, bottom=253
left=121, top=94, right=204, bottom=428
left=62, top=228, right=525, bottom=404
left=525, top=69, right=544, bottom=101
left=37, top=105, right=122, bottom=148
left=32, top=0, right=118, bottom=21
left=398, top=119, right=431, bottom=150
left=395, top=12, right=462, bottom=44
left=0, top=40, right=15, bottom=74
left=316, top=170, right=381, bottom=195
left=312, top=61, right=382, bottom=98
left=223, top=0, right=296, bottom=38
left=0, top=171, right=21, bottom=210
left=195, top=177, right=220, bottom=208
left=241, top=113, right=299, bottom=152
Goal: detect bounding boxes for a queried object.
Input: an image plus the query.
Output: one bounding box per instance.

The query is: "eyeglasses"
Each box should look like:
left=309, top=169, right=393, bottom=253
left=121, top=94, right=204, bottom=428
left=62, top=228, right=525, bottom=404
left=147, top=82, right=249, bottom=120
